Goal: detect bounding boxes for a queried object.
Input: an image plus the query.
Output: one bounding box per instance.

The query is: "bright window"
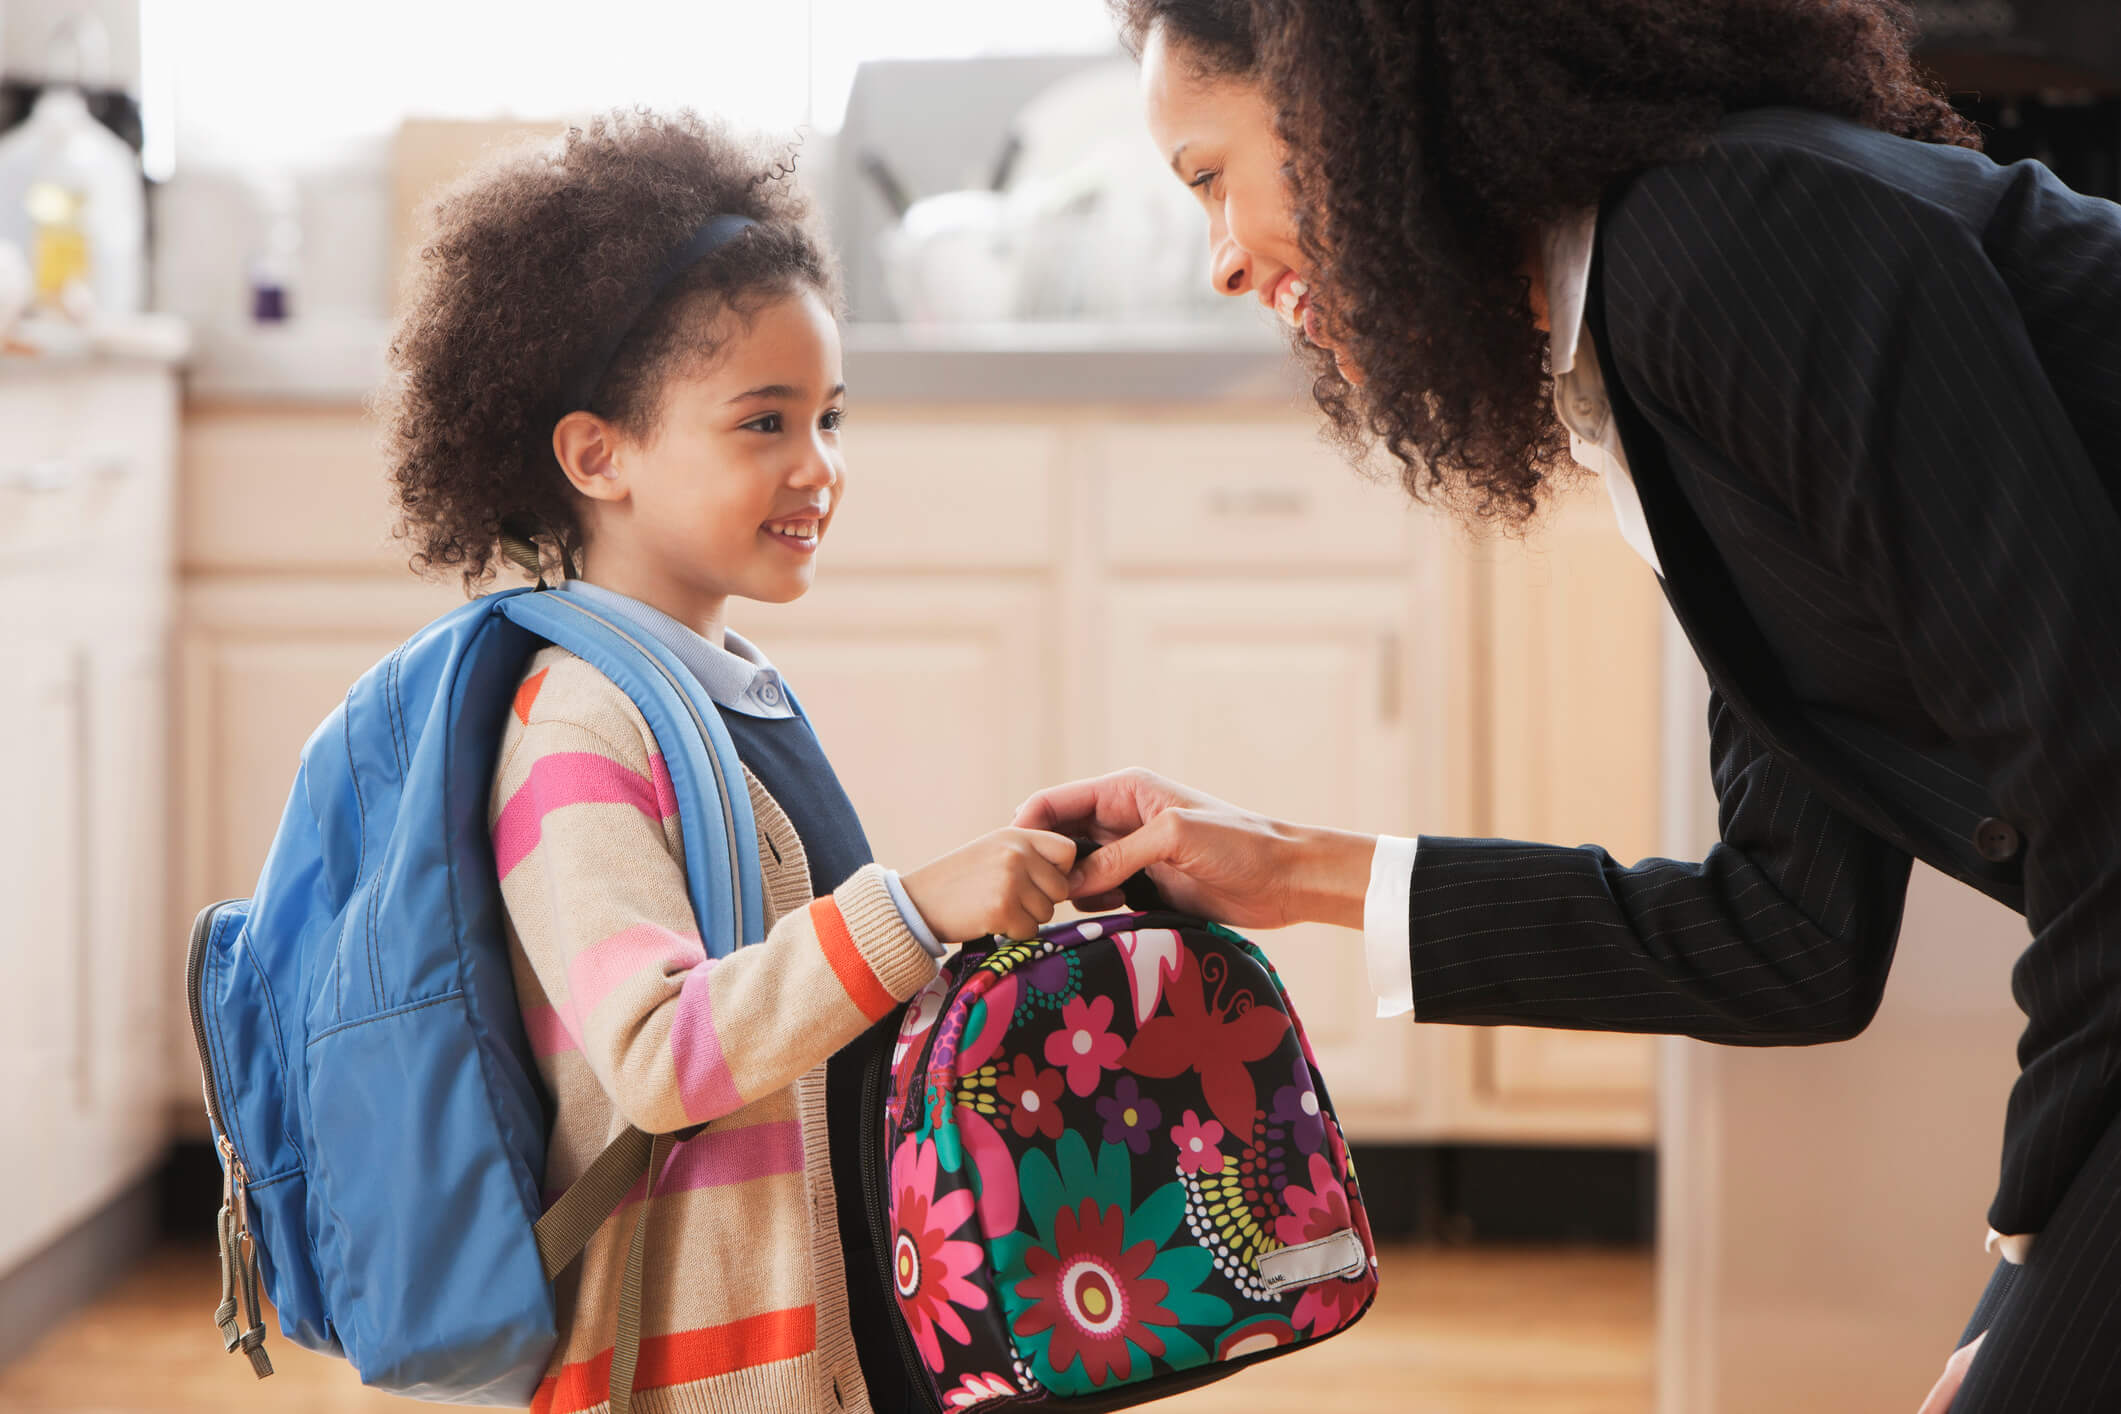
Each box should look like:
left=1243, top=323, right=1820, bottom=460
left=149, top=0, right=1120, bottom=170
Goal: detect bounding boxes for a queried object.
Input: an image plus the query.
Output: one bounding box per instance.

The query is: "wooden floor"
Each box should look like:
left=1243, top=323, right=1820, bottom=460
left=0, top=1240, right=1651, bottom=1413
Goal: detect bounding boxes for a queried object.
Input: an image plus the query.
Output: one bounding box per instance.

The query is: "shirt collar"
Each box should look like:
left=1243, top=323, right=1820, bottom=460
left=1542, top=207, right=1600, bottom=377
left=557, top=579, right=796, bottom=719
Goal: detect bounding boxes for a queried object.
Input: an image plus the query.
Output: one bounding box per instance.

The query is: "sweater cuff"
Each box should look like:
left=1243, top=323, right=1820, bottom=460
left=833, top=863, right=941, bottom=1003
left=883, top=868, right=947, bottom=957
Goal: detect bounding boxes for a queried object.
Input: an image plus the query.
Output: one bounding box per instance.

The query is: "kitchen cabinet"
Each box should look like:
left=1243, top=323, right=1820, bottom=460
left=1, top=361, right=179, bottom=1274
left=172, top=401, right=1665, bottom=1147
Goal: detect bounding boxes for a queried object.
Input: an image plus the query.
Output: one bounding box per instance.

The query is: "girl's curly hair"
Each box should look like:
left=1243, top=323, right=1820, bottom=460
left=1114, top=0, right=1979, bottom=529
left=379, top=109, right=838, bottom=589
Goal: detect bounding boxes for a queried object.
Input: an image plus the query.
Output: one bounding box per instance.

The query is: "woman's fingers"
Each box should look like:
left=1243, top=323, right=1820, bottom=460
left=1072, top=811, right=1184, bottom=898
left=1014, top=767, right=1193, bottom=837
left=1916, top=1331, right=1984, bottom=1414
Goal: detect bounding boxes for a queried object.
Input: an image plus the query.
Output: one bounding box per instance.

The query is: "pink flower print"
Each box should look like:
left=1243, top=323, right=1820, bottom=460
left=1044, top=994, right=1125, bottom=1097
left=1292, top=1269, right=1368, bottom=1338
left=890, top=1137, right=989, bottom=1371
left=997, top=1053, right=1066, bottom=1140
left=1170, top=1109, right=1225, bottom=1176
left=1275, top=1152, right=1352, bottom=1248
left=944, top=1372, right=1018, bottom=1408
left=1276, top=1151, right=1366, bottom=1337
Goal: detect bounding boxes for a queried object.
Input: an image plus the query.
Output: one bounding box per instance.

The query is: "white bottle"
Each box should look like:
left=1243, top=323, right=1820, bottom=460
left=0, top=84, right=147, bottom=319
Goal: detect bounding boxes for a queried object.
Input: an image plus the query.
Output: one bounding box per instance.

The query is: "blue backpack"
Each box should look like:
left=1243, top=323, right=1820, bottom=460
left=186, top=585, right=765, bottom=1406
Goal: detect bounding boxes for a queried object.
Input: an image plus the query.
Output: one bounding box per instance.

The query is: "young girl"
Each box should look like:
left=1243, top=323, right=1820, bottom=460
left=380, top=110, right=1077, bottom=1414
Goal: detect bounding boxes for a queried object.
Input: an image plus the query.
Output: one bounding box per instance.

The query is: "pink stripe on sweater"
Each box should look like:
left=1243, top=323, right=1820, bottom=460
left=492, top=751, right=677, bottom=880
left=522, top=1001, right=581, bottom=1057
left=568, top=924, right=707, bottom=1021
left=542, top=1121, right=805, bottom=1210
left=654, top=1120, right=805, bottom=1196
left=671, top=963, right=742, bottom=1122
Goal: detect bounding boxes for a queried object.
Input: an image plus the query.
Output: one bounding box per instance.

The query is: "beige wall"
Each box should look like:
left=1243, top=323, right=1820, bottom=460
left=1659, top=863, right=2025, bottom=1411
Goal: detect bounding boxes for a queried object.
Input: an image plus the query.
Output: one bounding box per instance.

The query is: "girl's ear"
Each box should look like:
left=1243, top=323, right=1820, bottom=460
left=552, top=411, right=629, bottom=503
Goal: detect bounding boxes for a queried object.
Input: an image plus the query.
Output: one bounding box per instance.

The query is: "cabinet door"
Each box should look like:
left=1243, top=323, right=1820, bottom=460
left=1456, top=484, right=1664, bottom=1143
left=0, top=639, right=87, bottom=1192
left=0, top=628, right=178, bottom=1271
left=737, top=577, right=1056, bottom=876
left=86, top=635, right=174, bottom=1114
left=1092, top=579, right=1440, bottom=1139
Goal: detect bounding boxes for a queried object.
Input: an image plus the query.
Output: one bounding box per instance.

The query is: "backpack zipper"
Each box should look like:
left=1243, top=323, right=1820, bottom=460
left=861, top=1014, right=939, bottom=1410
left=185, top=900, right=274, bottom=1378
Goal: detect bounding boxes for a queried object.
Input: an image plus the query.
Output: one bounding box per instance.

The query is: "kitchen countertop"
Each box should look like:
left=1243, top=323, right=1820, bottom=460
left=182, top=316, right=1312, bottom=406
left=1, top=313, right=192, bottom=373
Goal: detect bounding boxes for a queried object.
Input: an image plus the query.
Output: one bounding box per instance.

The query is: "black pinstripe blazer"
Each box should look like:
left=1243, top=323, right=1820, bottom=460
left=1406, top=108, right=2121, bottom=1239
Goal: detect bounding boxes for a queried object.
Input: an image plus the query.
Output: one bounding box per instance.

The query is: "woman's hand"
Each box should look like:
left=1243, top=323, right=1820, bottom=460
left=1917, top=1332, right=1984, bottom=1414
left=900, top=829, right=1079, bottom=944
left=1012, top=767, right=1375, bottom=932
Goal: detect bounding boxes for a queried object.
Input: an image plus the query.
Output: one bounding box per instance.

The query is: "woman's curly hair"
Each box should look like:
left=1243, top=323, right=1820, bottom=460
left=379, top=109, right=838, bottom=589
left=1115, top=0, right=1979, bottom=528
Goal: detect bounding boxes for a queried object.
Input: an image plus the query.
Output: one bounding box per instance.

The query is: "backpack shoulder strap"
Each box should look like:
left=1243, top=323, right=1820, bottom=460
left=494, top=589, right=764, bottom=956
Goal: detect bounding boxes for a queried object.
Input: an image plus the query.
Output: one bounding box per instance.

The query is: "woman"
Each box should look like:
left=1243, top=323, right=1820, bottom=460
left=1018, top=2, right=2121, bottom=1409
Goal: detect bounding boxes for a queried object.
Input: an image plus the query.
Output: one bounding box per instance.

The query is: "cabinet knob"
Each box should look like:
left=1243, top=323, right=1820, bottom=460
left=1206, top=486, right=1310, bottom=518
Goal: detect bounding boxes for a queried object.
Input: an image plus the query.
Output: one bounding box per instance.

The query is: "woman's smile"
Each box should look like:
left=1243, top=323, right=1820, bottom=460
left=1263, top=269, right=1312, bottom=334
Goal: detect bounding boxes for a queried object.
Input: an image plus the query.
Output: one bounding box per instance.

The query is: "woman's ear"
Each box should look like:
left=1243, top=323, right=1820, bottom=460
left=552, top=411, right=629, bottom=503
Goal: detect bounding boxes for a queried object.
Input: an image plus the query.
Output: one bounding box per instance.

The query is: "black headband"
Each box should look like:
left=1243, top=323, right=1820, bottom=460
left=561, top=212, right=759, bottom=414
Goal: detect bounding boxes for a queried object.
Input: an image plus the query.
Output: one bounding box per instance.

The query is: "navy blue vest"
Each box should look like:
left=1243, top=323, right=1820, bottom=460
left=712, top=708, right=918, bottom=1413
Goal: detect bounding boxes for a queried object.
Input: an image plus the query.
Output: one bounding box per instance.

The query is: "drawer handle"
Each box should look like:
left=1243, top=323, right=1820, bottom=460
left=1206, top=487, right=1310, bottom=518
left=0, top=454, right=131, bottom=493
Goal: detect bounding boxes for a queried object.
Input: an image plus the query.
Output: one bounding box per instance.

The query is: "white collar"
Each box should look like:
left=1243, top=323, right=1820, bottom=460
left=558, top=579, right=796, bottom=719
left=1541, top=208, right=1601, bottom=376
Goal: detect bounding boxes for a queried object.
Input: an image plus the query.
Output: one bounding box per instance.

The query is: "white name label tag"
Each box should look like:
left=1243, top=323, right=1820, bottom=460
left=1255, top=1228, right=1367, bottom=1292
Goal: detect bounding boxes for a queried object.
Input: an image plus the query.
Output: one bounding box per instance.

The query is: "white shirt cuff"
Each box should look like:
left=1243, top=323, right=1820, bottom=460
left=1363, top=835, right=1419, bottom=1019
left=882, top=868, right=947, bottom=957
left=1986, top=1228, right=2036, bottom=1265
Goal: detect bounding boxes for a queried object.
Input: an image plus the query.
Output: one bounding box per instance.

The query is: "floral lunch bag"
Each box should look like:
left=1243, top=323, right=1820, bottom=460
left=864, top=910, right=1381, bottom=1410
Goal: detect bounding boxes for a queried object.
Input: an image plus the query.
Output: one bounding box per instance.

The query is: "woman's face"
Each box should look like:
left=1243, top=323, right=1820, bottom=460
left=1140, top=24, right=1358, bottom=380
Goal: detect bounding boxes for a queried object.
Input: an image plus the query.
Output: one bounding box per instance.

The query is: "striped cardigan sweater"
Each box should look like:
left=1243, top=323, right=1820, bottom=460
left=490, top=645, right=939, bottom=1414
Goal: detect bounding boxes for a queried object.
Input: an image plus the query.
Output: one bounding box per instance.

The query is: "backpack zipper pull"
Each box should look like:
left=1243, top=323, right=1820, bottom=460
left=212, top=1151, right=242, bottom=1352
left=221, top=1138, right=274, bottom=1378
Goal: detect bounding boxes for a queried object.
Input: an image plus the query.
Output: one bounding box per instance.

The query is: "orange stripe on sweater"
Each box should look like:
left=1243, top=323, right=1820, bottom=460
left=513, top=667, right=550, bottom=723
left=530, top=1306, right=817, bottom=1414
left=810, top=896, right=894, bottom=1021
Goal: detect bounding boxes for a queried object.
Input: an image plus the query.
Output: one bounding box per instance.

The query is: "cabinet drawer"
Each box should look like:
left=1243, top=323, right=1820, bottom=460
left=1094, top=420, right=1415, bottom=569
left=0, top=368, right=176, bottom=572
left=182, top=406, right=403, bottom=572
left=830, top=417, right=1058, bottom=568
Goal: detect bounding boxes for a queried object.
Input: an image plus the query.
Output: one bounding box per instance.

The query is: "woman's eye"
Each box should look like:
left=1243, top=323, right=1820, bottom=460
left=1188, top=169, right=1220, bottom=197
left=744, top=412, right=783, bottom=434
left=820, top=408, right=844, bottom=432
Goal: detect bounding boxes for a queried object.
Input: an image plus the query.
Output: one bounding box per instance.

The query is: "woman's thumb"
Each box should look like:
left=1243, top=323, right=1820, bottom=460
left=1071, top=818, right=1169, bottom=897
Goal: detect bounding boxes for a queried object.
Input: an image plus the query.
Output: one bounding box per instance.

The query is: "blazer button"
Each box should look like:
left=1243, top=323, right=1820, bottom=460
left=1973, top=817, right=2022, bottom=863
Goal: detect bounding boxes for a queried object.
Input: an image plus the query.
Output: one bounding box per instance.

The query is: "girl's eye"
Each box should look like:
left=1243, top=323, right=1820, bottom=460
left=820, top=408, right=844, bottom=432
left=1188, top=169, right=1220, bottom=198
left=744, top=412, right=783, bottom=434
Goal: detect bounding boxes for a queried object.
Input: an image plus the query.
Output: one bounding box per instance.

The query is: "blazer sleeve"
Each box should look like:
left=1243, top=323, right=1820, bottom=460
left=1409, top=689, right=1912, bottom=1045
left=1596, top=133, right=2121, bottom=1238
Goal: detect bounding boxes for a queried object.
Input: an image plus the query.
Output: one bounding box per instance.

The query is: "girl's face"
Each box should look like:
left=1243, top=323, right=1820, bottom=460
left=564, top=287, right=846, bottom=631
left=1139, top=25, right=1358, bottom=381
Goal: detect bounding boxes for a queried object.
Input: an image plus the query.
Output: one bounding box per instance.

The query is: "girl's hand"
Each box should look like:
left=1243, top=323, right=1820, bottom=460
left=901, top=829, right=1079, bottom=944
left=1013, top=768, right=1374, bottom=932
